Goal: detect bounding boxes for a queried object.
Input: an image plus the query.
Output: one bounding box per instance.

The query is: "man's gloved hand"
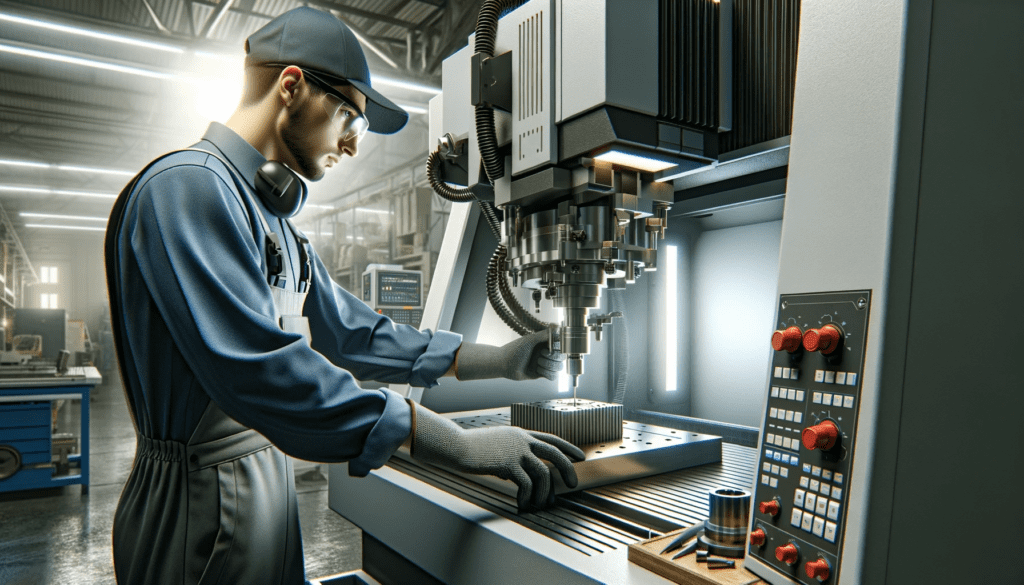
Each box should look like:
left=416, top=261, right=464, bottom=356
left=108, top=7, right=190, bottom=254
left=409, top=402, right=585, bottom=510
left=455, top=329, right=564, bottom=381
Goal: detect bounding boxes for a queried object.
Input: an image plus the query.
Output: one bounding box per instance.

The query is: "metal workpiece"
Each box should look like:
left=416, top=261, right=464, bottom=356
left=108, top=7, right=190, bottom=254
left=393, top=408, right=722, bottom=499
left=511, top=399, right=624, bottom=445
left=699, top=488, right=751, bottom=559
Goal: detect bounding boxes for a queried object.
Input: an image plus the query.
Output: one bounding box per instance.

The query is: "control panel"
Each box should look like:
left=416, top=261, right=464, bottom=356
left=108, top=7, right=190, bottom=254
left=377, top=308, right=423, bottom=327
left=375, top=271, right=421, bottom=307
left=748, top=291, right=870, bottom=584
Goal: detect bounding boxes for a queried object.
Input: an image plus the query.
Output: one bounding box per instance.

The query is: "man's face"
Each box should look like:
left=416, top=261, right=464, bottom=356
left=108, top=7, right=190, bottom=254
left=280, top=74, right=367, bottom=181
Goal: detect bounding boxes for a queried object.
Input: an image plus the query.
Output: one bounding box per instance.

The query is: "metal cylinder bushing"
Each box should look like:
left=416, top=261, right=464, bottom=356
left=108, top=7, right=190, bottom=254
left=705, top=488, right=751, bottom=546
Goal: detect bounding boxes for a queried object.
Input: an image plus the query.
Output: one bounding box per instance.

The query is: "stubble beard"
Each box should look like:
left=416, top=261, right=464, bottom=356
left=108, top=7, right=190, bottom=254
left=281, top=108, right=326, bottom=181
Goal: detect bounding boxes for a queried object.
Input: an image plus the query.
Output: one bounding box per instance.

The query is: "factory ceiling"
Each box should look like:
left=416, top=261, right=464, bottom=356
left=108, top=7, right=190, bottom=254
left=0, top=0, right=480, bottom=252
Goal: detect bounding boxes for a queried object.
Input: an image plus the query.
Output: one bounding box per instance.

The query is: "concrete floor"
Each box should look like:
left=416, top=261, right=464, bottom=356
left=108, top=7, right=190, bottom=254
left=0, top=377, right=363, bottom=584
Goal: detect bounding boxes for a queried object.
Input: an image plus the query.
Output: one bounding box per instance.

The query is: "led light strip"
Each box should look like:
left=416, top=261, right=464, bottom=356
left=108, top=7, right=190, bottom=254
left=0, top=12, right=184, bottom=53
left=20, top=212, right=107, bottom=222
left=0, top=185, right=118, bottom=199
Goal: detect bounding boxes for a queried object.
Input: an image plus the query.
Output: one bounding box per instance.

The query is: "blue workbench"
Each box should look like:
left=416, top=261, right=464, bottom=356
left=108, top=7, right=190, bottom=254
left=0, top=367, right=101, bottom=494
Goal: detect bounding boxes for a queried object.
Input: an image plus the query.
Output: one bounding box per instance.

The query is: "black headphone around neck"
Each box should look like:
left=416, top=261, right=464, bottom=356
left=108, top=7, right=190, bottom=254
left=254, top=161, right=305, bottom=218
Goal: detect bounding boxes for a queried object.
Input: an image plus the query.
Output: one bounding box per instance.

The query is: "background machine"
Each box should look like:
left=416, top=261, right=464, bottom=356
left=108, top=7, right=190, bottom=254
left=330, top=1, right=1022, bottom=584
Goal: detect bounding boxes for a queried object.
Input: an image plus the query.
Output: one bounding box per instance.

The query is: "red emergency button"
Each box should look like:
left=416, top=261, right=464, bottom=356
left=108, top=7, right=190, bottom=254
left=802, top=420, right=840, bottom=451
left=750, top=528, right=766, bottom=547
left=771, top=326, right=803, bottom=352
left=806, top=558, right=831, bottom=581
left=803, top=324, right=842, bottom=355
left=775, top=543, right=799, bottom=565
left=758, top=500, right=780, bottom=516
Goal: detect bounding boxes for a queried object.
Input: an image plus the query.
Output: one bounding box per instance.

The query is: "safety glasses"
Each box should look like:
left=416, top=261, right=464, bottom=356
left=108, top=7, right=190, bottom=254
left=301, top=68, right=369, bottom=142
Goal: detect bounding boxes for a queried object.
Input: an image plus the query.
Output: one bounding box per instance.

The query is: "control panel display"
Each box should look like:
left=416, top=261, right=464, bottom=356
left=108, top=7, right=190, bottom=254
left=749, top=290, right=870, bottom=584
left=376, top=271, right=421, bottom=307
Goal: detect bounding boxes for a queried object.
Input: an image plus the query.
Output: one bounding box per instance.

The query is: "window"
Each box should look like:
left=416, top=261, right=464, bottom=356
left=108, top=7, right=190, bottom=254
left=40, top=266, right=59, bottom=284
left=40, top=293, right=58, bottom=309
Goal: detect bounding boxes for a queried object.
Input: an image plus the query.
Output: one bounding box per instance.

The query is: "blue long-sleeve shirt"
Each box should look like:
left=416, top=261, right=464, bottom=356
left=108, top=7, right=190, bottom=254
left=114, top=122, right=461, bottom=475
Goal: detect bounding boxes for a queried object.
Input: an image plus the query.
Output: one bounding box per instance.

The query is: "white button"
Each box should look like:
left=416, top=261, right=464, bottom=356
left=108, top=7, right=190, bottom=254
left=809, top=479, right=820, bottom=492
left=800, top=476, right=810, bottom=488
left=788, top=389, right=797, bottom=400
left=770, top=407, right=778, bottom=418
left=831, top=486, right=842, bottom=499
left=782, top=454, right=791, bottom=464
left=825, top=521, right=838, bottom=543
left=805, top=493, right=817, bottom=511
left=812, top=516, right=825, bottom=537
left=781, top=437, right=790, bottom=449
left=815, top=496, right=828, bottom=515
left=791, top=508, right=803, bottom=527
left=767, top=433, right=775, bottom=443
left=827, top=500, right=841, bottom=521
left=763, top=462, right=771, bottom=472
left=772, top=387, right=780, bottom=397
left=801, top=511, right=814, bottom=532
left=833, top=394, right=844, bottom=407
left=782, top=367, right=791, bottom=378
left=844, top=396, right=854, bottom=408
left=824, top=371, right=836, bottom=384
left=846, top=373, right=857, bottom=385
left=780, top=467, right=789, bottom=478
left=812, top=466, right=822, bottom=477
left=794, top=412, right=804, bottom=424
left=834, top=473, right=844, bottom=484
left=790, top=369, right=799, bottom=380
left=813, top=392, right=822, bottom=404
left=770, top=477, right=779, bottom=488
left=786, top=410, right=795, bottom=422
left=796, top=390, right=805, bottom=401
left=835, top=372, right=847, bottom=384
left=823, top=393, right=833, bottom=405
left=803, top=463, right=812, bottom=473
left=762, top=474, right=769, bottom=485
left=822, top=469, right=833, bottom=481
left=794, top=489, right=806, bottom=507
left=771, top=465, right=780, bottom=475
left=814, top=370, right=825, bottom=382
left=776, top=436, right=785, bottom=447
left=775, top=367, right=783, bottom=378
left=819, top=482, right=830, bottom=496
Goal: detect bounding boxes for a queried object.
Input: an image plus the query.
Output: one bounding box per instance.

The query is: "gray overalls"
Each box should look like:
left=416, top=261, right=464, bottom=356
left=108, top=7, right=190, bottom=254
left=106, top=149, right=313, bottom=584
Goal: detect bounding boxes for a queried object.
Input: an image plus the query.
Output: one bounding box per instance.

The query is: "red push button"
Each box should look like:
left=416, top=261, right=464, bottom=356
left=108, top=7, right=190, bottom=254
left=806, top=558, right=831, bottom=581
left=759, top=500, right=780, bottom=516
left=803, top=324, right=842, bottom=355
left=750, top=528, right=766, bottom=547
left=772, top=326, right=803, bottom=352
left=775, top=543, right=799, bottom=565
left=802, top=420, right=840, bottom=451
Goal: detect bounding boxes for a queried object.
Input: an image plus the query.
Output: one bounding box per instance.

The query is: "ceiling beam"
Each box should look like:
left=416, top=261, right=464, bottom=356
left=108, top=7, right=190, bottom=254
left=304, top=1, right=419, bottom=30
left=198, top=0, right=234, bottom=38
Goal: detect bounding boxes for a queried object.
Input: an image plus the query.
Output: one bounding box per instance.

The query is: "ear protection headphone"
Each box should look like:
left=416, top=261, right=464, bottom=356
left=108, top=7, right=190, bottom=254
left=255, top=161, right=305, bottom=218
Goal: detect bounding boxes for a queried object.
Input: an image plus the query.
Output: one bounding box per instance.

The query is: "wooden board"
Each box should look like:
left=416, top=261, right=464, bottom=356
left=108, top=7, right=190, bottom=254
left=627, top=529, right=768, bottom=585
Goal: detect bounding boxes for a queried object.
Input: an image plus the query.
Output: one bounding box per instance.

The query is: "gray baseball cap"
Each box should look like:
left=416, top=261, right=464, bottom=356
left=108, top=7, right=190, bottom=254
left=245, top=6, right=409, bottom=135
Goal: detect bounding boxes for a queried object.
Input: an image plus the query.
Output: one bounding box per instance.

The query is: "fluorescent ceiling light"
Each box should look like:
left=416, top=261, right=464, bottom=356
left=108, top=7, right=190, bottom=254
left=54, top=189, right=118, bottom=199
left=0, top=42, right=172, bottom=80
left=0, top=185, right=50, bottom=195
left=0, top=159, right=136, bottom=176
left=397, top=103, right=428, bottom=115
left=57, top=164, right=136, bottom=177
left=0, top=185, right=117, bottom=199
left=0, top=159, right=49, bottom=169
left=593, top=150, right=678, bottom=173
left=303, top=204, right=336, bottom=210
left=25, top=223, right=106, bottom=232
left=0, top=13, right=183, bottom=53
left=373, top=76, right=441, bottom=95
left=355, top=207, right=392, bottom=215
left=20, top=212, right=107, bottom=222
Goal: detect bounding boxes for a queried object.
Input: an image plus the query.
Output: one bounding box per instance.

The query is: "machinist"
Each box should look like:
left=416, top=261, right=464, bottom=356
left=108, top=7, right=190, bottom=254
left=104, top=7, right=585, bottom=584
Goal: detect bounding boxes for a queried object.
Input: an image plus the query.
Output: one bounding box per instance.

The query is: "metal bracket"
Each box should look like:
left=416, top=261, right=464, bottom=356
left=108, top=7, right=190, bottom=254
left=471, top=50, right=513, bottom=113
left=588, top=311, right=623, bottom=341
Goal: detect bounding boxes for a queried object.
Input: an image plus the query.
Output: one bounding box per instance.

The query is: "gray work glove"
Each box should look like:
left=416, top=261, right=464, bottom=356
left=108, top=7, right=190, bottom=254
left=456, top=329, right=564, bottom=381
left=410, top=402, right=585, bottom=510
